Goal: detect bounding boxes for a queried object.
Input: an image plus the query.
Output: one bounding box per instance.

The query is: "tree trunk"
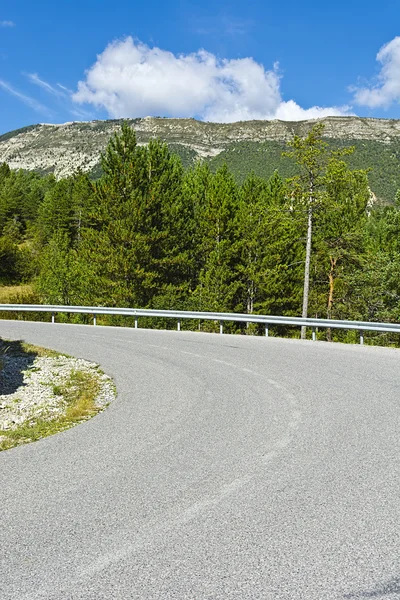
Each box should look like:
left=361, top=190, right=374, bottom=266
left=301, top=202, right=313, bottom=339
left=247, top=280, right=255, bottom=315
left=326, top=256, right=337, bottom=342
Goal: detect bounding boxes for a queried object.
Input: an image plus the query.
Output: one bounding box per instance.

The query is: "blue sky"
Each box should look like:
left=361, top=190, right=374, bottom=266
left=0, top=0, right=399, bottom=133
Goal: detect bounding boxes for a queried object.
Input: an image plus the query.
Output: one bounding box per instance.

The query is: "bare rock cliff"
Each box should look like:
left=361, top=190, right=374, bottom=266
left=1, top=116, right=400, bottom=179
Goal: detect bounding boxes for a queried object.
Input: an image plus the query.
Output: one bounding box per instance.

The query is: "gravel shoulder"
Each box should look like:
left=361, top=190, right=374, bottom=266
left=0, top=338, right=115, bottom=450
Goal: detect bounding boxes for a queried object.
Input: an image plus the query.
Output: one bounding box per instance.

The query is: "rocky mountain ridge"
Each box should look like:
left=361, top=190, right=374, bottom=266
left=1, top=116, right=400, bottom=180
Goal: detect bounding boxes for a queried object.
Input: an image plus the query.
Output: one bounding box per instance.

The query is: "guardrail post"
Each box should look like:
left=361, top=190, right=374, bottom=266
left=312, top=327, right=316, bottom=341
left=51, top=312, right=55, bottom=324
left=265, top=323, right=269, bottom=337
left=360, top=330, right=364, bottom=345
left=177, top=319, right=181, bottom=331
left=135, top=317, right=138, bottom=329
left=220, top=321, right=223, bottom=335
left=93, top=314, right=97, bottom=327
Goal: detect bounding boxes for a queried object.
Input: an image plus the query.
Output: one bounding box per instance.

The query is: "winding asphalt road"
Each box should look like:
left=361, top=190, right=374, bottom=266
left=1, top=320, right=400, bottom=599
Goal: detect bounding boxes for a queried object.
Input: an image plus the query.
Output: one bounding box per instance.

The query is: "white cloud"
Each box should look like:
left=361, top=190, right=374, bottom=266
left=25, top=72, right=93, bottom=120
left=0, top=20, right=14, bottom=27
left=57, top=83, right=73, bottom=94
left=26, top=72, right=64, bottom=97
left=353, top=37, right=400, bottom=109
left=275, top=100, right=351, bottom=121
left=0, top=78, right=49, bottom=115
left=73, top=37, right=350, bottom=123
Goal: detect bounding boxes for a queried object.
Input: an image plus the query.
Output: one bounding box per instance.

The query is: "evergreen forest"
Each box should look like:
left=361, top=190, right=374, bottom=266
left=1, top=122, right=400, bottom=345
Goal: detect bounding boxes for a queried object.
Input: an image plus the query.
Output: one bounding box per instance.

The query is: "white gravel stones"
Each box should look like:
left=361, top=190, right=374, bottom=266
left=0, top=351, right=115, bottom=432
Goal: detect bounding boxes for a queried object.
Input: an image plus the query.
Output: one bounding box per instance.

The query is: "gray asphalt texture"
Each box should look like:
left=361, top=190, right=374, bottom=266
left=1, top=320, right=400, bottom=600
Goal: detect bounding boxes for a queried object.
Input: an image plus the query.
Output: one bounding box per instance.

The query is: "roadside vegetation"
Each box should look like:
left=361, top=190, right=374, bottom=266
left=1, top=122, right=400, bottom=345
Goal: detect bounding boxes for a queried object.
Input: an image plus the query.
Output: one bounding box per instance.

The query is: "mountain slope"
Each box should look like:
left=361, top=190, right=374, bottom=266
left=1, top=116, right=400, bottom=201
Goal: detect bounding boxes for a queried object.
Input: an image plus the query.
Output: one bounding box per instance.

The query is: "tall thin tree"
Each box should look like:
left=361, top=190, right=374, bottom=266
left=284, top=123, right=353, bottom=338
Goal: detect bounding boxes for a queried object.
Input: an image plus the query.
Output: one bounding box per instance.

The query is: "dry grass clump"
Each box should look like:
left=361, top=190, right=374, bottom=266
left=0, top=284, right=34, bottom=303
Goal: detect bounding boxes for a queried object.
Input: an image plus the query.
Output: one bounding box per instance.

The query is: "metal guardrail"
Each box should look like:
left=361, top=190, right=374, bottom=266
left=1, top=304, right=400, bottom=344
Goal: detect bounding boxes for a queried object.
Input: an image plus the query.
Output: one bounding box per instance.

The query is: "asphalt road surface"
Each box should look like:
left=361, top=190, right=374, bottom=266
left=1, top=320, right=400, bottom=600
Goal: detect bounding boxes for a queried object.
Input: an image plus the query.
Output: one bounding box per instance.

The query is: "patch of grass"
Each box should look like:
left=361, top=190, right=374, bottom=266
left=0, top=338, right=67, bottom=360
left=62, top=369, right=101, bottom=419
left=1, top=338, right=39, bottom=359
left=0, top=284, right=33, bottom=303
left=19, top=342, right=65, bottom=359
left=52, top=384, right=63, bottom=396
left=0, top=368, right=104, bottom=451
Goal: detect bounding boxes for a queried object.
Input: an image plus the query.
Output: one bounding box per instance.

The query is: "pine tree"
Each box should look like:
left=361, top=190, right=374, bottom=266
left=195, top=164, right=240, bottom=313
left=36, top=178, right=75, bottom=245
left=37, top=231, right=82, bottom=305
left=76, top=122, right=186, bottom=308
left=181, top=162, right=212, bottom=300
left=236, top=172, right=303, bottom=321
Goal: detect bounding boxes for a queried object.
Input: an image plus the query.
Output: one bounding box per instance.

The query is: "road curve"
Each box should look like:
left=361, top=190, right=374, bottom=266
left=1, top=320, right=400, bottom=600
